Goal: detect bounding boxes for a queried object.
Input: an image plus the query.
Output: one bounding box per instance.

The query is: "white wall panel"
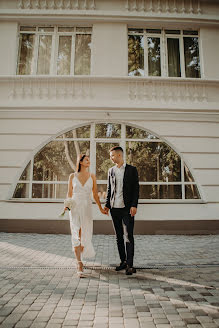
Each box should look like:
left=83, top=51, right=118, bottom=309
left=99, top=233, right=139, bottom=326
left=140, top=121, right=219, bottom=138
left=202, top=186, right=219, bottom=202
left=0, top=119, right=83, bottom=135
left=0, top=151, right=30, bottom=166
left=0, top=185, right=11, bottom=200
left=0, top=135, right=51, bottom=150
left=194, top=169, right=219, bottom=185
left=0, top=168, right=21, bottom=183
left=182, top=153, right=219, bottom=169
left=165, top=137, right=219, bottom=153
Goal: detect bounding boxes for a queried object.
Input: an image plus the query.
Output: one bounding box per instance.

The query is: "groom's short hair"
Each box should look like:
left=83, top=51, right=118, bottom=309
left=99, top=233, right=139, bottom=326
left=110, top=146, right=123, bottom=153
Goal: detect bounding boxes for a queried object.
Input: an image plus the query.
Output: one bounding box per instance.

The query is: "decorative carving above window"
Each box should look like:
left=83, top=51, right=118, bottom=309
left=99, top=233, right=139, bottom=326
left=17, top=0, right=96, bottom=10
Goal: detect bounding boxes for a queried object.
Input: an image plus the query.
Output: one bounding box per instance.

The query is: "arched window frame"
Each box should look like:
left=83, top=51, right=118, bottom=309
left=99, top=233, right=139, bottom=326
left=9, top=121, right=204, bottom=203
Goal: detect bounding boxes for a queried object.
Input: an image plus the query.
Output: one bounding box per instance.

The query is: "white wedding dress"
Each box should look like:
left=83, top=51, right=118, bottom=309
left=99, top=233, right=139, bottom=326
left=69, top=173, right=95, bottom=259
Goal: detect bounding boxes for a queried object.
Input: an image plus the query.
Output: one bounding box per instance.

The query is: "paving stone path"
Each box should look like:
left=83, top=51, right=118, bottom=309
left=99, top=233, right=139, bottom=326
left=0, top=233, right=219, bottom=328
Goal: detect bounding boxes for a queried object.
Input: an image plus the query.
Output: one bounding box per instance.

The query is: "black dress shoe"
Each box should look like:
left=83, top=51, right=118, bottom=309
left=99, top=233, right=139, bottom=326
left=115, top=262, right=127, bottom=271
left=125, top=266, right=137, bottom=275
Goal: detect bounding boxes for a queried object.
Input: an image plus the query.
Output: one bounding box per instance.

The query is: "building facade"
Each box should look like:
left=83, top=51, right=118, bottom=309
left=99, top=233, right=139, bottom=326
left=0, top=0, right=219, bottom=234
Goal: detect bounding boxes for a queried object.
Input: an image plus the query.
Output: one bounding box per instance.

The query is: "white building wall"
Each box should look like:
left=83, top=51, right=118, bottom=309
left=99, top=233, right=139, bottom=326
left=0, top=0, right=219, bottom=231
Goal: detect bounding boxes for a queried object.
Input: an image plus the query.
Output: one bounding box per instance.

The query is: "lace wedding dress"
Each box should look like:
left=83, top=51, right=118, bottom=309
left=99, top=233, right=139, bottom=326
left=69, top=173, right=95, bottom=259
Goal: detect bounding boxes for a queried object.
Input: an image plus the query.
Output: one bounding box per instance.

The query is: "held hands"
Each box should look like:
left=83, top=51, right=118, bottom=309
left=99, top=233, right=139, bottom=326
left=130, top=207, right=137, bottom=217
left=100, top=206, right=109, bottom=215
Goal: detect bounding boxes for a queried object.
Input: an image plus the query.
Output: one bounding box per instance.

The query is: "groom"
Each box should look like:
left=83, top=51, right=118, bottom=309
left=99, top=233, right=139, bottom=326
left=104, top=146, right=139, bottom=275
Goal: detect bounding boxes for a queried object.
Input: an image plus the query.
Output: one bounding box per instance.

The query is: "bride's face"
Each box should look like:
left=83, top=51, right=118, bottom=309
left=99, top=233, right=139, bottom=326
left=81, top=156, right=90, bottom=168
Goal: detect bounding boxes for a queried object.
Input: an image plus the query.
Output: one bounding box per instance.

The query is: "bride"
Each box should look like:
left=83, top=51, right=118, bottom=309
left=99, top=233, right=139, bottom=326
left=65, top=154, right=106, bottom=277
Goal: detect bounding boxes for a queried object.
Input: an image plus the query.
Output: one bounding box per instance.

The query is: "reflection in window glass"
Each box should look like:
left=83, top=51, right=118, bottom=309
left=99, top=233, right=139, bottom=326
left=185, top=185, right=200, bottom=199
left=20, top=161, right=31, bottom=180
left=17, top=34, right=35, bottom=75
left=76, top=27, right=92, bottom=33
left=57, top=125, right=90, bottom=139
left=97, top=184, right=107, bottom=199
left=13, top=183, right=29, bottom=198
left=57, top=36, right=72, bottom=75
left=148, top=37, right=161, bottom=76
left=184, top=164, right=194, bottom=182
left=128, top=35, right=144, bottom=76
left=96, top=143, right=119, bottom=180
left=126, top=126, right=157, bottom=139
left=37, top=35, right=52, bottom=74
left=167, top=38, right=181, bottom=77
left=126, top=142, right=181, bottom=182
left=184, top=37, right=200, bottom=78
left=139, top=185, right=182, bottom=199
left=32, top=183, right=67, bottom=198
left=33, top=140, right=90, bottom=181
left=74, top=34, right=91, bottom=75
left=95, top=123, right=121, bottom=138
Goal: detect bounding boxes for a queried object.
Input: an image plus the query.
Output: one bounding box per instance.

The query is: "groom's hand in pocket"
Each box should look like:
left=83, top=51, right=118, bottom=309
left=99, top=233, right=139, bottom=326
left=130, top=207, right=137, bottom=217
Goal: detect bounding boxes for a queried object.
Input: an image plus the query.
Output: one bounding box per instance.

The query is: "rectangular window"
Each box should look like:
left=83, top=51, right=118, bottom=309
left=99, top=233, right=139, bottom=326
left=17, top=26, right=92, bottom=75
left=147, top=37, right=161, bottom=76
left=183, top=37, right=200, bottom=78
left=128, top=28, right=201, bottom=78
left=167, top=38, right=181, bottom=77
left=128, top=35, right=144, bottom=76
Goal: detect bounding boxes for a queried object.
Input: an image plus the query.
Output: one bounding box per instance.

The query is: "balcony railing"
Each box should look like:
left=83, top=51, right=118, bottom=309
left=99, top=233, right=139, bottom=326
left=0, top=75, right=218, bottom=111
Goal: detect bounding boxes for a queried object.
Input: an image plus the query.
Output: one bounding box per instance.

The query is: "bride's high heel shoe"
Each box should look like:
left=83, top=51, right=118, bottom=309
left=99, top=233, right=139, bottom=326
left=77, top=261, right=84, bottom=278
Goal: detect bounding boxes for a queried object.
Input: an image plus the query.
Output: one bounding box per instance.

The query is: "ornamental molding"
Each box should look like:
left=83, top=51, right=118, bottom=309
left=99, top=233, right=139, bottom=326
left=0, top=76, right=215, bottom=106
left=17, top=0, right=96, bottom=10
left=125, top=0, right=202, bottom=15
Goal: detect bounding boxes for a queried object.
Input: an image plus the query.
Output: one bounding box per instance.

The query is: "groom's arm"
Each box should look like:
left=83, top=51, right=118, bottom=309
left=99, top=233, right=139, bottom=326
left=131, top=166, right=139, bottom=208
left=105, top=169, right=111, bottom=210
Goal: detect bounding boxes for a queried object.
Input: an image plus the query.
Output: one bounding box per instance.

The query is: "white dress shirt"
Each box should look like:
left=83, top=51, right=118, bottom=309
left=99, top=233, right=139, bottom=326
left=113, top=163, right=126, bottom=208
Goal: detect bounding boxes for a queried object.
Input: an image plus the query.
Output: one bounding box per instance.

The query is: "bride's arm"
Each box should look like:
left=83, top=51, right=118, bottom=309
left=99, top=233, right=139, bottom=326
left=91, top=174, right=106, bottom=214
left=66, top=173, right=74, bottom=199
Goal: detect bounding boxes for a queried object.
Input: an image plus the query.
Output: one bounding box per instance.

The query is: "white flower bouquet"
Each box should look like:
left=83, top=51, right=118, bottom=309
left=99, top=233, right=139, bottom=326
left=59, top=198, right=76, bottom=217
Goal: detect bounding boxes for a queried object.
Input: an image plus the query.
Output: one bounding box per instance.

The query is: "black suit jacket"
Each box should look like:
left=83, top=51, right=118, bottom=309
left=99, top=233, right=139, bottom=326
left=105, top=164, right=139, bottom=210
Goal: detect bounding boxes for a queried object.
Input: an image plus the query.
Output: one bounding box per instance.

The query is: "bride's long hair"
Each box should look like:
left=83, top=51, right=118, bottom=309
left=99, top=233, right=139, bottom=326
left=76, top=154, right=87, bottom=172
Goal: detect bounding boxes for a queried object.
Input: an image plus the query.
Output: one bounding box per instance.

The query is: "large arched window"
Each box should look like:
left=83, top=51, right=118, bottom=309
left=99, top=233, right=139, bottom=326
left=12, top=123, right=201, bottom=202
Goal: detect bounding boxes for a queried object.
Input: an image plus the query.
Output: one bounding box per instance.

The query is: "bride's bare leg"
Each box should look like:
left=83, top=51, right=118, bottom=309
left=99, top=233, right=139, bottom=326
left=79, top=228, right=84, bottom=252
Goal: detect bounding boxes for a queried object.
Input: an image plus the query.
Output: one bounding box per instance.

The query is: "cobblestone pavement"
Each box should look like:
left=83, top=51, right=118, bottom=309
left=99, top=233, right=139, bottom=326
left=0, top=233, right=219, bottom=328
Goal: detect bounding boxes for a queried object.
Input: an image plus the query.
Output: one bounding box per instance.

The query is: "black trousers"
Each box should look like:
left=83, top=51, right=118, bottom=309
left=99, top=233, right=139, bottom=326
left=110, top=207, right=135, bottom=267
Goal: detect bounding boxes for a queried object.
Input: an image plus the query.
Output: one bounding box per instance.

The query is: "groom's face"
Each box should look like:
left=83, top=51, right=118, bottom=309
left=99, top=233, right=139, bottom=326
left=110, top=150, right=120, bottom=164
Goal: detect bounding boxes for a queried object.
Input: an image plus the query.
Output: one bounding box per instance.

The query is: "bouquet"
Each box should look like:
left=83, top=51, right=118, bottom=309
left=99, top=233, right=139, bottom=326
left=59, top=198, right=76, bottom=217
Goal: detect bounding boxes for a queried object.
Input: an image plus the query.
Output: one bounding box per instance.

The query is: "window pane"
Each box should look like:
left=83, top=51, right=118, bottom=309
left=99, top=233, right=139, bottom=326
left=128, top=35, right=144, bottom=76
left=96, top=142, right=119, bottom=180
left=97, top=184, right=107, bottom=199
left=20, top=26, right=36, bottom=31
left=184, top=37, right=200, bottom=78
left=76, top=27, right=92, bottom=33
left=167, top=38, right=181, bottom=77
left=20, top=161, right=31, bottom=180
left=146, top=29, right=161, bottom=34
left=38, top=27, right=54, bottom=32
left=126, top=126, right=157, bottom=139
left=165, top=30, right=180, bottom=35
left=126, top=142, right=181, bottom=182
left=185, top=185, right=200, bottom=199
left=37, top=35, right=52, bottom=74
left=32, top=183, right=67, bottom=199
left=139, top=185, right=182, bottom=199
left=58, top=27, right=74, bottom=32
left=57, top=36, right=72, bottom=75
left=184, top=164, right=194, bottom=182
left=148, top=37, right=161, bottom=76
left=74, top=34, right=91, bottom=75
left=128, top=28, right=143, bottom=34
left=95, top=123, right=121, bottom=138
left=13, top=183, right=29, bottom=198
left=33, top=140, right=90, bottom=181
left=57, top=125, right=90, bottom=139
left=183, top=30, right=198, bottom=35
left=17, top=34, right=35, bottom=75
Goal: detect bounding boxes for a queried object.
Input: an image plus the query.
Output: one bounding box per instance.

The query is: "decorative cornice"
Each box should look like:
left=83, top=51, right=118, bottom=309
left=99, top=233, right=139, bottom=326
left=17, top=0, right=96, bottom=10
